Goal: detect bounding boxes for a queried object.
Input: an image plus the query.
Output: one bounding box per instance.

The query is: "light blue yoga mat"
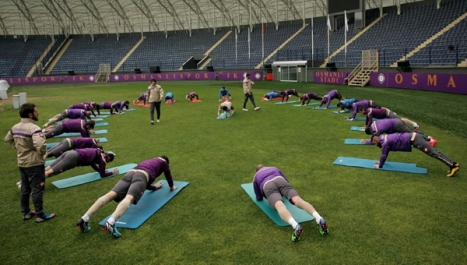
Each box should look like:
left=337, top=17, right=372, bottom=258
left=53, top=129, right=108, bottom=138
left=51, top=163, right=137, bottom=189
left=293, top=102, right=320, bottom=107
left=349, top=117, right=379, bottom=121
left=275, top=100, right=298, bottom=105
left=46, top=137, right=109, bottom=149
left=344, top=139, right=370, bottom=145
left=333, top=156, right=428, bottom=174
left=98, top=111, right=125, bottom=115
left=311, top=105, right=337, bottom=110
left=351, top=126, right=364, bottom=131
left=95, top=122, right=109, bottom=127
left=217, top=111, right=235, bottom=119
left=98, top=180, right=189, bottom=229
left=333, top=110, right=350, bottom=114
left=124, top=108, right=136, bottom=111
left=53, top=118, right=103, bottom=125
left=241, top=183, right=314, bottom=226
left=97, top=115, right=109, bottom=118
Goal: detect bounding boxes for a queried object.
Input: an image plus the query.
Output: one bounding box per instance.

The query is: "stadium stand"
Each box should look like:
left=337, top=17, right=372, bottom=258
left=0, top=36, right=51, bottom=77
left=331, top=0, right=467, bottom=67
left=125, top=28, right=226, bottom=72
left=0, top=0, right=466, bottom=77
left=49, top=33, right=141, bottom=75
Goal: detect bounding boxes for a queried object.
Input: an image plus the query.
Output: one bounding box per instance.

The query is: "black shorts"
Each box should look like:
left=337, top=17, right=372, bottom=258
left=111, top=170, right=148, bottom=205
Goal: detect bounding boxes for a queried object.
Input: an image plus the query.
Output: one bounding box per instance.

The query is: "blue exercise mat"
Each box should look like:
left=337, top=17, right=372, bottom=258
left=53, top=117, right=103, bottom=125
left=241, top=183, right=314, bottom=226
left=98, top=111, right=125, bottom=115
left=344, top=139, right=370, bottom=145
left=97, top=115, right=109, bottom=118
left=333, top=110, right=350, bottom=114
left=46, top=137, right=109, bottom=149
left=53, top=129, right=108, bottom=138
left=293, top=102, right=320, bottom=107
left=217, top=111, right=235, bottom=119
left=275, top=100, right=298, bottom=105
left=51, top=163, right=137, bottom=189
left=351, top=126, right=364, bottom=131
left=123, top=108, right=136, bottom=111
left=98, top=180, right=189, bottom=229
left=311, top=105, right=337, bottom=110
left=45, top=159, right=54, bottom=167
left=333, top=156, right=428, bottom=174
left=95, top=122, right=109, bottom=127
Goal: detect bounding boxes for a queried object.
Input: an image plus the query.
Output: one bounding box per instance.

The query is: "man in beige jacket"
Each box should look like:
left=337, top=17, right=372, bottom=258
left=147, top=79, right=164, bottom=125
left=4, top=103, right=56, bottom=222
left=242, top=73, right=260, bottom=111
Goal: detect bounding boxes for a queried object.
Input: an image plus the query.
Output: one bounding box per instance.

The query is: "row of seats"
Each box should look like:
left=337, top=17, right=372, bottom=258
left=0, top=0, right=466, bottom=76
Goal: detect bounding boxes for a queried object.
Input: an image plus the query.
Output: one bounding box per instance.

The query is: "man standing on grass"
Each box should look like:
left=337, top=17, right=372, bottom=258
left=253, top=165, right=328, bottom=242
left=242, top=73, right=260, bottom=111
left=371, top=132, right=459, bottom=177
left=4, top=103, right=56, bottom=223
left=147, top=79, right=164, bottom=125
left=76, top=156, right=177, bottom=238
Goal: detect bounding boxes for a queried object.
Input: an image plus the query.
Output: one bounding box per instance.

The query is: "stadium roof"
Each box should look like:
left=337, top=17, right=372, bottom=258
left=0, top=0, right=428, bottom=36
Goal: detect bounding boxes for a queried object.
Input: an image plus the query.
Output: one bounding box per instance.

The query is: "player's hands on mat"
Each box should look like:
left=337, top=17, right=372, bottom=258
left=373, top=162, right=380, bottom=168
left=112, top=168, right=119, bottom=175
left=170, top=185, right=178, bottom=191
left=360, top=139, right=367, bottom=144
left=154, top=182, right=163, bottom=190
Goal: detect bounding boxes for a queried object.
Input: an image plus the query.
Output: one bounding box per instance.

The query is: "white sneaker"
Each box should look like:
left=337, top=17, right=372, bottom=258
left=157, top=120, right=160, bottom=123
left=151, top=120, right=154, bottom=125
left=243, top=108, right=248, bottom=111
left=254, top=107, right=261, bottom=111
left=16, top=181, right=21, bottom=189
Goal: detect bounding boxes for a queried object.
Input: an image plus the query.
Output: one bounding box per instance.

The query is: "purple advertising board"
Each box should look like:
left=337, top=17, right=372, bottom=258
left=314, top=71, right=350, bottom=85
left=370, top=72, right=467, bottom=95
left=0, top=71, right=264, bottom=85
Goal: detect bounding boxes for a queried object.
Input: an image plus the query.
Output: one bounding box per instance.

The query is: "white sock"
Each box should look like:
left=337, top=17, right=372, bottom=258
left=312, top=211, right=323, bottom=224
left=288, top=218, right=298, bottom=229
left=81, top=214, right=90, bottom=222
left=107, top=216, right=116, bottom=225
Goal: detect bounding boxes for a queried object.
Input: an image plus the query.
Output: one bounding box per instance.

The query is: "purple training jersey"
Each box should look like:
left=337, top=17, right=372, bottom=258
left=61, top=119, right=91, bottom=137
left=378, top=133, right=413, bottom=168
left=76, top=148, right=112, bottom=177
left=253, top=167, right=288, bottom=201
left=134, top=157, right=174, bottom=189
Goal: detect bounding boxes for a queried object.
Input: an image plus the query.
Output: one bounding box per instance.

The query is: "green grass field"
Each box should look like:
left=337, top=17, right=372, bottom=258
left=1, top=81, right=466, bottom=265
